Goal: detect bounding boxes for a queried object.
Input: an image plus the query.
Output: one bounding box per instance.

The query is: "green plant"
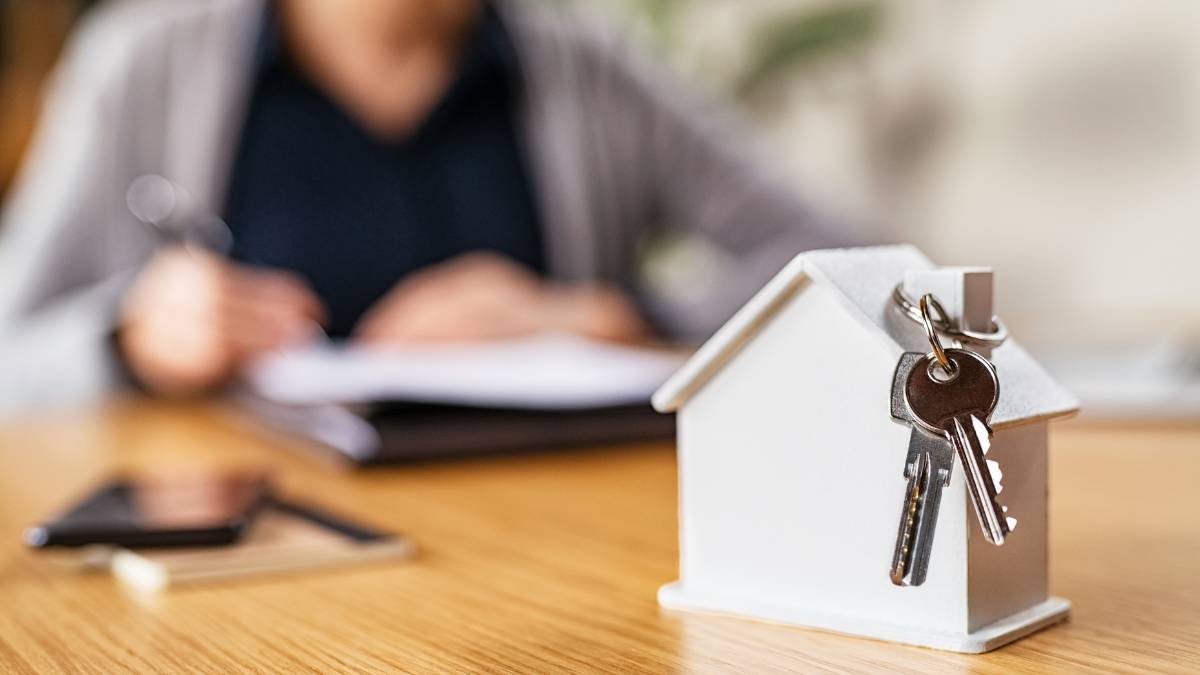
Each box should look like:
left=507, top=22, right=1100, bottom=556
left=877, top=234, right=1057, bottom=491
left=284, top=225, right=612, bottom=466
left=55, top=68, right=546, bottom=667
left=736, top=2, right=880, bottom=98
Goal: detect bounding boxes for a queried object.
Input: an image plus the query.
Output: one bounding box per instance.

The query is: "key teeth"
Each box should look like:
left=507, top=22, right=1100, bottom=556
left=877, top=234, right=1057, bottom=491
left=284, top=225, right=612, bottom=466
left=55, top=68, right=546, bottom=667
left=1006, top=516, right=1018, bottom=531
left=987, top=459, right=1004, bottom=494
left=971, top=415, right=993, bottom=454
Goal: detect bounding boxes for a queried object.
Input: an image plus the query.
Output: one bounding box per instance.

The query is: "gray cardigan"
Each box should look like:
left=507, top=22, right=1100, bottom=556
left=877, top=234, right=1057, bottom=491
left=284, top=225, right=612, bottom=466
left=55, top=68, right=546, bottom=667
left=0, top=0, right=850, bottom=411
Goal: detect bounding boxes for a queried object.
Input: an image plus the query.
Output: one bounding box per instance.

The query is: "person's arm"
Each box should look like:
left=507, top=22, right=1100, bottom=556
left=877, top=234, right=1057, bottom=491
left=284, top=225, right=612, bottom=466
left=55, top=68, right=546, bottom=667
left=579, top=27, right=864, bottom=340
left=0, top=11, right=144, bottom=412
left=0, top=13, right=329, bottom=411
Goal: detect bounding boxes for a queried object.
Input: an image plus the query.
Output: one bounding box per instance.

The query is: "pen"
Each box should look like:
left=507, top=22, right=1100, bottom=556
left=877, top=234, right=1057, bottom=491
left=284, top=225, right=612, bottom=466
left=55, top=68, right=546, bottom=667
left=126, top=174, right=234, bottom=255
left=126, top=174, right=328, bottom=340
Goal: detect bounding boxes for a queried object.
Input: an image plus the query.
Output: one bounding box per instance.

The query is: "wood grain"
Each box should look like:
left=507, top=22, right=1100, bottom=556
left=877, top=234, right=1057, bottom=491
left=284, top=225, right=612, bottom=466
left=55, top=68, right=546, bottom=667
left=0, top=400, right=1196, bottom=673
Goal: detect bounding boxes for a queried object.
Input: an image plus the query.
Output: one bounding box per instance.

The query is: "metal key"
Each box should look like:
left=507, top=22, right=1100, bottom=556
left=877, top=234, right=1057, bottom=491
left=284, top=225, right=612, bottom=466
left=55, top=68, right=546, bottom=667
left=888, top=429, right=954, bottom=585
left=905, top=347, right=1015, bottom=546
left=888, top=352, right=956, bottom=586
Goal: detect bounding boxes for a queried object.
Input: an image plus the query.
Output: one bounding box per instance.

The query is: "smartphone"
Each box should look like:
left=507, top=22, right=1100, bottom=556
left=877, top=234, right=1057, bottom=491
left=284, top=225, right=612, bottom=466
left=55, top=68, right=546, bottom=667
left=24, top=473, right=270, bottom=549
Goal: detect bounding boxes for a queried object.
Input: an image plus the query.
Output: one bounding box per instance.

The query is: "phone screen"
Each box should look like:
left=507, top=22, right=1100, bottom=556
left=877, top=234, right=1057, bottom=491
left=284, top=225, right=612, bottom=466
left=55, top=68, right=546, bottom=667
left=26, top=473, right=270, bottom=549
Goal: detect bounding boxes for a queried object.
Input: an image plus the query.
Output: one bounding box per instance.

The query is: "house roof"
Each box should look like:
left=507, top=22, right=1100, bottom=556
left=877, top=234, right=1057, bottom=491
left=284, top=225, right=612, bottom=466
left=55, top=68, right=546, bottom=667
left=652, top=245, right=1080, bottom=427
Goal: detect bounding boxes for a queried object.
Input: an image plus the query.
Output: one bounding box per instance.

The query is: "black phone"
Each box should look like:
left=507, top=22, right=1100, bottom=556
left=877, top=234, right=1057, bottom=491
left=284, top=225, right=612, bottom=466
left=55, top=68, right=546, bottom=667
left=24, top=473, right=271, bottom=549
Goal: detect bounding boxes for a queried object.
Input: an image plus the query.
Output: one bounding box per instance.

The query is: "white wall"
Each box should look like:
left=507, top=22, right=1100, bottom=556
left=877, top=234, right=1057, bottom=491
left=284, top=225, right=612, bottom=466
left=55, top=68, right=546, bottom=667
left=580, top=0, right=1200, bottom=351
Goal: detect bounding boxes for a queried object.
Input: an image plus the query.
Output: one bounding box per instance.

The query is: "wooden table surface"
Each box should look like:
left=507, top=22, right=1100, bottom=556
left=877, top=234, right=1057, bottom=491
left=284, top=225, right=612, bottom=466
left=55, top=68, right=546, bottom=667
left=0, top=401, right=1196, bottom=673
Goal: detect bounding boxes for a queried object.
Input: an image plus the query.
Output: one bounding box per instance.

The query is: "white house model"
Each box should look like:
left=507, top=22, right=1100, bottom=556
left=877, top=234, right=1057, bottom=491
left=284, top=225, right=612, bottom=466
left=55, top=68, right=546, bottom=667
left=652, top=245, right=1079, bottom=653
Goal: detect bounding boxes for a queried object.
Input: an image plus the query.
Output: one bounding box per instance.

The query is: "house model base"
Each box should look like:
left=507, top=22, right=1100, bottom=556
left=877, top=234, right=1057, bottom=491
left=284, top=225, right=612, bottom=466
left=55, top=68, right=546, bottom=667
left=658, top=582, right=1070, bottom=653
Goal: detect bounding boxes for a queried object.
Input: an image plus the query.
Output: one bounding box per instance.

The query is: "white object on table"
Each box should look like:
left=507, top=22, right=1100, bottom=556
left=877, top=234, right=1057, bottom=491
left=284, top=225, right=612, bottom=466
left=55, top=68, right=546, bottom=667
left=651, top=246, right=1078, bottom=653
left=243, top=333, right=688, bottom=410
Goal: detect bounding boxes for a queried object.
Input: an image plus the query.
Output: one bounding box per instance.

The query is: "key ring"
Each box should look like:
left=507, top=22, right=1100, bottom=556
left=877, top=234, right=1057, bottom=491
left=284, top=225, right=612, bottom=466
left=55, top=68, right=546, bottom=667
left=918, top=294, right=956, bottom=375
left=891, top=283, right=1008, bottom=348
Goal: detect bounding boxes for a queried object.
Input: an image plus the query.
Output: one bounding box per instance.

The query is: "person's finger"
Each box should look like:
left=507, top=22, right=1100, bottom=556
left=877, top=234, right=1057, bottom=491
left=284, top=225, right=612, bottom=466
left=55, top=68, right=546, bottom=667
left=352, top=257, right=551, bottom=345
left=544, top=285, right=652, bottom=343
left=356, top=299, right=540, bottom=345
left=222, top=302, right=322, bottom=350
left=401, top=252, right=540, bottom=298
left=447, top=253, right=541, bottom=293
left=351, top=274, right=471, bottom=341
left=217, top=293, right=322, bottom=330
left=227, top=267, right=328, bottom=324
left=354, top=299, right=458, bottom=343
left=353, top=304, right=431, bottom=343
left=351, top=295, right=407, bottom=342
left=121, top=313, right=236, bottom=386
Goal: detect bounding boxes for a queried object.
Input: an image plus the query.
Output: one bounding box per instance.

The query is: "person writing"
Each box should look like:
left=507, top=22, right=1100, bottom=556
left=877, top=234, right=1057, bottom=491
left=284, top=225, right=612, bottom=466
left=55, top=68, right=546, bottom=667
left=0, top=0, right=849, bottom=409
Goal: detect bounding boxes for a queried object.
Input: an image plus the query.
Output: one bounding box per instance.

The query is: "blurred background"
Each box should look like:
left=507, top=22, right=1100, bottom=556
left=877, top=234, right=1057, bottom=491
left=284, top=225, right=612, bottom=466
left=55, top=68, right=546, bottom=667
left=2, top=0, right=1198, bottom=417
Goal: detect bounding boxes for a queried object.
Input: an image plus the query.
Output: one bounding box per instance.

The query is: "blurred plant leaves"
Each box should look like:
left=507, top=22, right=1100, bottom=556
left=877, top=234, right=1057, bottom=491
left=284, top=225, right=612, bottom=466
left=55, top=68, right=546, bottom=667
left=639, top=0, right=681, bottom=39
left=736, top=2, right=880, bottom=99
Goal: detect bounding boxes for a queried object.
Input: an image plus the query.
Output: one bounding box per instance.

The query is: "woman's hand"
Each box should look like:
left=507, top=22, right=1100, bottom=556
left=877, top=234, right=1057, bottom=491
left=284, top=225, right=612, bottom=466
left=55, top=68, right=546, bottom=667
left=353, top=252, right=651, bottom=345
left=116, top=248, right=327, bottom=396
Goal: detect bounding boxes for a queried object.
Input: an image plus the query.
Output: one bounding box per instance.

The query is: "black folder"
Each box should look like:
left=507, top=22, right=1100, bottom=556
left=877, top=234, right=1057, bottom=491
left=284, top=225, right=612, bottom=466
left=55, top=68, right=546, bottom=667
left=238, top=394, right=675, bottom=466
left=360, top=402, right=675, bottom=464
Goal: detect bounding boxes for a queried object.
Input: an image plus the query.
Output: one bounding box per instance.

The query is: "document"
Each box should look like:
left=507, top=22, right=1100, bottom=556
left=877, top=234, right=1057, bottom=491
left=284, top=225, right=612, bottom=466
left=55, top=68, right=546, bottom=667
left=243, top=334, right=688, bottom=410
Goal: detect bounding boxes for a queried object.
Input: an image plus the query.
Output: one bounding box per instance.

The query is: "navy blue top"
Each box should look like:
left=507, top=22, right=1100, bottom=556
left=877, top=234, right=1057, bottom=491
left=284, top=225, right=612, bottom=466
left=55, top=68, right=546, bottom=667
left=222, top=4, right=545, bottom=337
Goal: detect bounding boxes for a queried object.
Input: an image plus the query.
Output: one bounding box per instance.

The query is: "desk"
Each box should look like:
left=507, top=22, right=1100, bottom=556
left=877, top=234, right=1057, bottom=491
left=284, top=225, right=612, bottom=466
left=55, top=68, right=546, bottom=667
left=0, top=401, right=1196, bottom=673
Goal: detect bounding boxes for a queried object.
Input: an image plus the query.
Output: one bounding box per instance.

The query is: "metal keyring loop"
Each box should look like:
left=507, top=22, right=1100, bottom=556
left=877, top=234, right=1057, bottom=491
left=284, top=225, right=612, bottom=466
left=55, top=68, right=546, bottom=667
left=891, top=283, right=1008, bottom=347
left=919, top=294, right=955, bottom=374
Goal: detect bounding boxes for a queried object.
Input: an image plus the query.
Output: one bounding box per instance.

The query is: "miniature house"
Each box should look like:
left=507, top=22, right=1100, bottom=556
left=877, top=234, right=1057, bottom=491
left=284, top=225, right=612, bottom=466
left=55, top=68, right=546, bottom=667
left=652, top=245, right=1079, bottom=653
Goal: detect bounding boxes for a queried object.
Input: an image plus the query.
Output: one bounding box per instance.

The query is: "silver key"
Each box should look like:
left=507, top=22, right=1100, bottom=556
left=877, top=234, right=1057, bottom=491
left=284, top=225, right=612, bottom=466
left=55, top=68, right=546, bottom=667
left=888, top=352, right=955, bottom=586
left=905, top=348, right=1015, bottom=545
left=889, top=429, right=953, bottom=585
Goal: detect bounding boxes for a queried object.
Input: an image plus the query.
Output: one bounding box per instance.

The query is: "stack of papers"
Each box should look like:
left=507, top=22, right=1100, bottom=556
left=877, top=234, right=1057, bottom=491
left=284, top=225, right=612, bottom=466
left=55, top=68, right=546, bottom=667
left=243, top=334, right=689, bottom=410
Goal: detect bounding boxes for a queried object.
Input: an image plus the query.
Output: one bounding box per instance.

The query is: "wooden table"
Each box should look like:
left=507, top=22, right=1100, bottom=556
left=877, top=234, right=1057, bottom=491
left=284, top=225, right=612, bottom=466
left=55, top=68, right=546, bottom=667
left=0, top=401, right=1196, bottom=673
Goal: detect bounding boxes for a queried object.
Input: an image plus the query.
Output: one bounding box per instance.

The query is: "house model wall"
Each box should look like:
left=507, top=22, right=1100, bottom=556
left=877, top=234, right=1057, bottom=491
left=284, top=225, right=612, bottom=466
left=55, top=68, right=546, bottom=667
left=652, top=245, right=1078, bottom=653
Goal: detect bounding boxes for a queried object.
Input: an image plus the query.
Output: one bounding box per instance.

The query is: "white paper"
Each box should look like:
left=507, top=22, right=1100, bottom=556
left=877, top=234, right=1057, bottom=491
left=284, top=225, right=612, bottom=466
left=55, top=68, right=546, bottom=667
left=243, top=334, right=688, bottom=410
